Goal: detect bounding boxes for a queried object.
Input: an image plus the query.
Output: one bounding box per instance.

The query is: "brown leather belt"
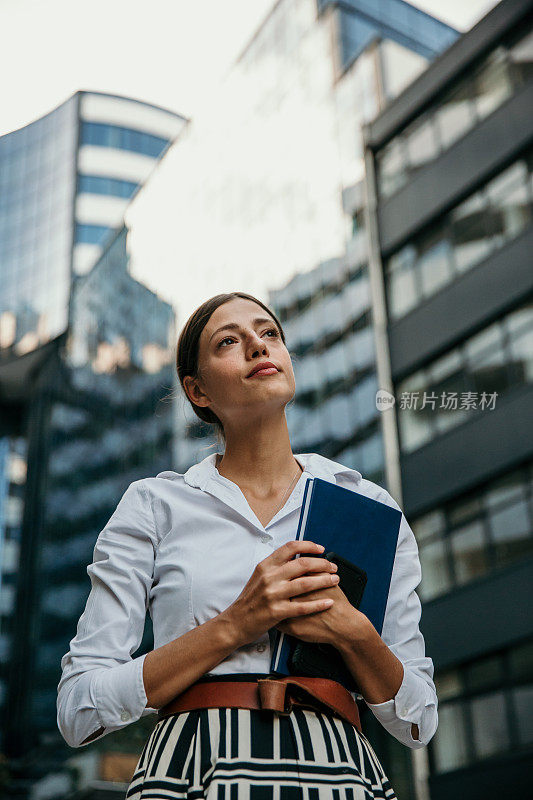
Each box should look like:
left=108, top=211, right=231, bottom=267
left=157, top=675, right=361, bottom=732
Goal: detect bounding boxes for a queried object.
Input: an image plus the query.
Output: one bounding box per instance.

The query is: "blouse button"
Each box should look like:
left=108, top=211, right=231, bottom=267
left=260, top=535, right=270, bottom=544
left=120, top=710, right=131, bottom=722
left=256, top=643, right=267, bottom=652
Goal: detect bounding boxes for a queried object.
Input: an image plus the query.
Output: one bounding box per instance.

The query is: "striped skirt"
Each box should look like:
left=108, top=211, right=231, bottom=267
left=125, top=677, right=397, bottom=800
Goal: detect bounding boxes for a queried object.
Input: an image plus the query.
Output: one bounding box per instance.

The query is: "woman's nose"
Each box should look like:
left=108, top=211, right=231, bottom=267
left=249, top=335, right=268, bottom=355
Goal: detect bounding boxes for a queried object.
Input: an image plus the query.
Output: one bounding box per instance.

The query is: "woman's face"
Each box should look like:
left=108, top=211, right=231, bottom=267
left=185, top=297, right=296, bottom=428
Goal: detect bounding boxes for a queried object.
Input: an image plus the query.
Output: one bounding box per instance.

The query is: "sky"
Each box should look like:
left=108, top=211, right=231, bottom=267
left=0, top=0, right=499, bottom=138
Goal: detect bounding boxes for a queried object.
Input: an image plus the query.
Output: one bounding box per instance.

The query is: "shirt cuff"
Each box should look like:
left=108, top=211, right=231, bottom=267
left=364, top=665, right=436, bottom=747
left=92, top=653, right=149, bottom=730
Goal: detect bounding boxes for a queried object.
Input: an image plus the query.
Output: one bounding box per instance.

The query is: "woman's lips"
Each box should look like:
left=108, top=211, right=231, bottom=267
left=247, top=367, right=279, bottom=378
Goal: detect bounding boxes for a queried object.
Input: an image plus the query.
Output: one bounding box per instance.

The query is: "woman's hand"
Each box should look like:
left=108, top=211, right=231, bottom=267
left=275, top=582, right=366, bottom=646
left=220, top=540, right=341, bottom=647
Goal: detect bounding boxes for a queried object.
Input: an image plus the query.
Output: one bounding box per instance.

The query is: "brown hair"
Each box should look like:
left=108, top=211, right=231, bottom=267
left=176, top=292, right=287, bottom=444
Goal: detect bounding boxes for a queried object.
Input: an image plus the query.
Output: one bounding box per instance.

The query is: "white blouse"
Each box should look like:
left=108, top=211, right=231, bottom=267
left=57, top=451, right=438, bottom=750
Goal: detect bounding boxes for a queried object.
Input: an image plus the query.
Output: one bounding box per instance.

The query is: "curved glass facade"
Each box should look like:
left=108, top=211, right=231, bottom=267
left=80, top=121, right=169, bottom=158
left=0, top=94, right=78, bottom=356
left=0, top=91, right=185, bottom=361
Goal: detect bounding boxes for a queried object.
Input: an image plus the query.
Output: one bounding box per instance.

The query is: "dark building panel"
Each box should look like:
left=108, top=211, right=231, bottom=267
left=365, top=1, right=533, bottom=794
left=389, top=227, right=533, bottom=380
left=429, top=749, right=531, bottom=800
left=365, top=0, right=533, bottom=149
left=401, top=384, right=533, bottom=516
left=421, top=558, right=533, bottom=669
left=378, top=81, right=533, bottom=254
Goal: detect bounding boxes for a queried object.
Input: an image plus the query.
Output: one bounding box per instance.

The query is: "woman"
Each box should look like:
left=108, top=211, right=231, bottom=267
left=57, top=291, right=438, bottom=799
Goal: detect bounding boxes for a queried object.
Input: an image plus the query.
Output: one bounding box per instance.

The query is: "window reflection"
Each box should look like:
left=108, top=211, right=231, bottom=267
left=376, top=35, right=523, bottom=200
left=0, top=96, right=76, bottom=355
left=513, top=686, right=533, bottom=745
left=417, top=233, right=453, bottom=297
left=385, top=150, right=533, bottom=319
left=488, top=495, right=532, bottom=567
left=80, top=121, right=169, bottom=158
left=377, top=138, right=407, bottom=198
left=387, top=246, right=417, bottom=320
left=397, top=298, right=533, bottom=453
left=508, top=28, right=533, bottom=85
left=412, top=464, right=533, bottom=601
left=418, top=538, right=451, bottom=600
left=471, top=692, right=509, bottom=759
left=509, top=327, right=533, bottom=384
left=473, top=50, right=513, bottom=119
left=485, top=161, right=532, bottom=247
left=430, top=643, right=533, bottom=774
left=432, top=702, right=469, bottom=772
left=450, top=520, right=488, bottom=584
left=436, top=81, right=476, bottom=149
left=449, top=191, right=492, bottom=272
left=404, top=114, right=439, bottom=174
left=78, top=174, right=138, bottom=199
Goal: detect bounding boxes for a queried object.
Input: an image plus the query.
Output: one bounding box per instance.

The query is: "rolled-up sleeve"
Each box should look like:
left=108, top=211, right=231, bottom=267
left=57, top=480, right=158, bottom=748
left=363, top=489, right=438, bottom=749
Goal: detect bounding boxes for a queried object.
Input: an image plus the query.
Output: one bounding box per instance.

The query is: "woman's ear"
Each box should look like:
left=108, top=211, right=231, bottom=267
left=183, top=375, right=209, bottom=408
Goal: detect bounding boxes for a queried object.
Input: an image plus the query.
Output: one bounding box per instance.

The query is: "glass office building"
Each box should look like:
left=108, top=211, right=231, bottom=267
left=364, top=1, right=533, bottom=797
left=1, top=225, right=176, bottom=793
left=0, top=91, right=185, bottom=360
left=0, top=92, right=183, bottom=794
left=269, top=247, right=383, bottom=480
left=0, top=95, right=78, bottom=357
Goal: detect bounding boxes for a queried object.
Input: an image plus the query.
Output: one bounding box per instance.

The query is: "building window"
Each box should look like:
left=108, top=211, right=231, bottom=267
left=449, top=189, right=492, bottom=273
left=385, top=150, right=533, bottom=320
left=351, top=208, right=365, bottom=237
left=78, top=174, right=138, bottom=199
left=472, top=48, right=514, bottom=121
left=396, top=298, right=533, bottom=454
left=411, top=463, right=533, bottom=601
left=376, top=137, right=408, bottom=199
left=430, top=641, right=533, bottom=774
left=403, top=112, right=440, bottom=176
left=80, top=122, right=168, bottom=159
left=74, top=223, right=114, bottom=246
left=435, top=79, right=476, bottom=150
left=375, top=36, right=524, bottom=200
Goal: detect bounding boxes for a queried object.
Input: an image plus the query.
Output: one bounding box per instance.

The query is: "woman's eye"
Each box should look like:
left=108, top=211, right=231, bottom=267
left=218, top=329, right=279, bottom=348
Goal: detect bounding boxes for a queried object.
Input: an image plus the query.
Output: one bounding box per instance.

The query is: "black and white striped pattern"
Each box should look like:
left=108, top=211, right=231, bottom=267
left=126, top=707, right=397, bottom=799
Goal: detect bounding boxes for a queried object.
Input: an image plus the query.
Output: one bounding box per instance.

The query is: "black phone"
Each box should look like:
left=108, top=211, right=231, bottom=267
left=288, top=551, right=367, bottom=692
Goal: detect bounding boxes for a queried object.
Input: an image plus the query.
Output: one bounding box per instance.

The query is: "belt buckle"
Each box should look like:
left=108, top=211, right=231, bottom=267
left=283, top=685, right=319, bottom=717
left=258, top=676, right=295, bottom=717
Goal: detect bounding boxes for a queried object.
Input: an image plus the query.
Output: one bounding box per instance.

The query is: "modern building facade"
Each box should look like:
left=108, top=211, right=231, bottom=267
left=0, top=90, right=184, bottom=360
left=1, top=225, right=176, bottom=794
left=363, top=0, right=533, bottom=797
left=0, top=92, right=183, bottom=794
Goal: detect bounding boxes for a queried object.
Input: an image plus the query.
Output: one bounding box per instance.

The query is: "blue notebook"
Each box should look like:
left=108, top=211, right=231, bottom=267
left=270, top=477, right=402, bottom=677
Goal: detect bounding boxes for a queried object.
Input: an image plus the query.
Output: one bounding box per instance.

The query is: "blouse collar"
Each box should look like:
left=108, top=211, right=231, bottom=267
left=181, top=451, right=361, bottom=492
